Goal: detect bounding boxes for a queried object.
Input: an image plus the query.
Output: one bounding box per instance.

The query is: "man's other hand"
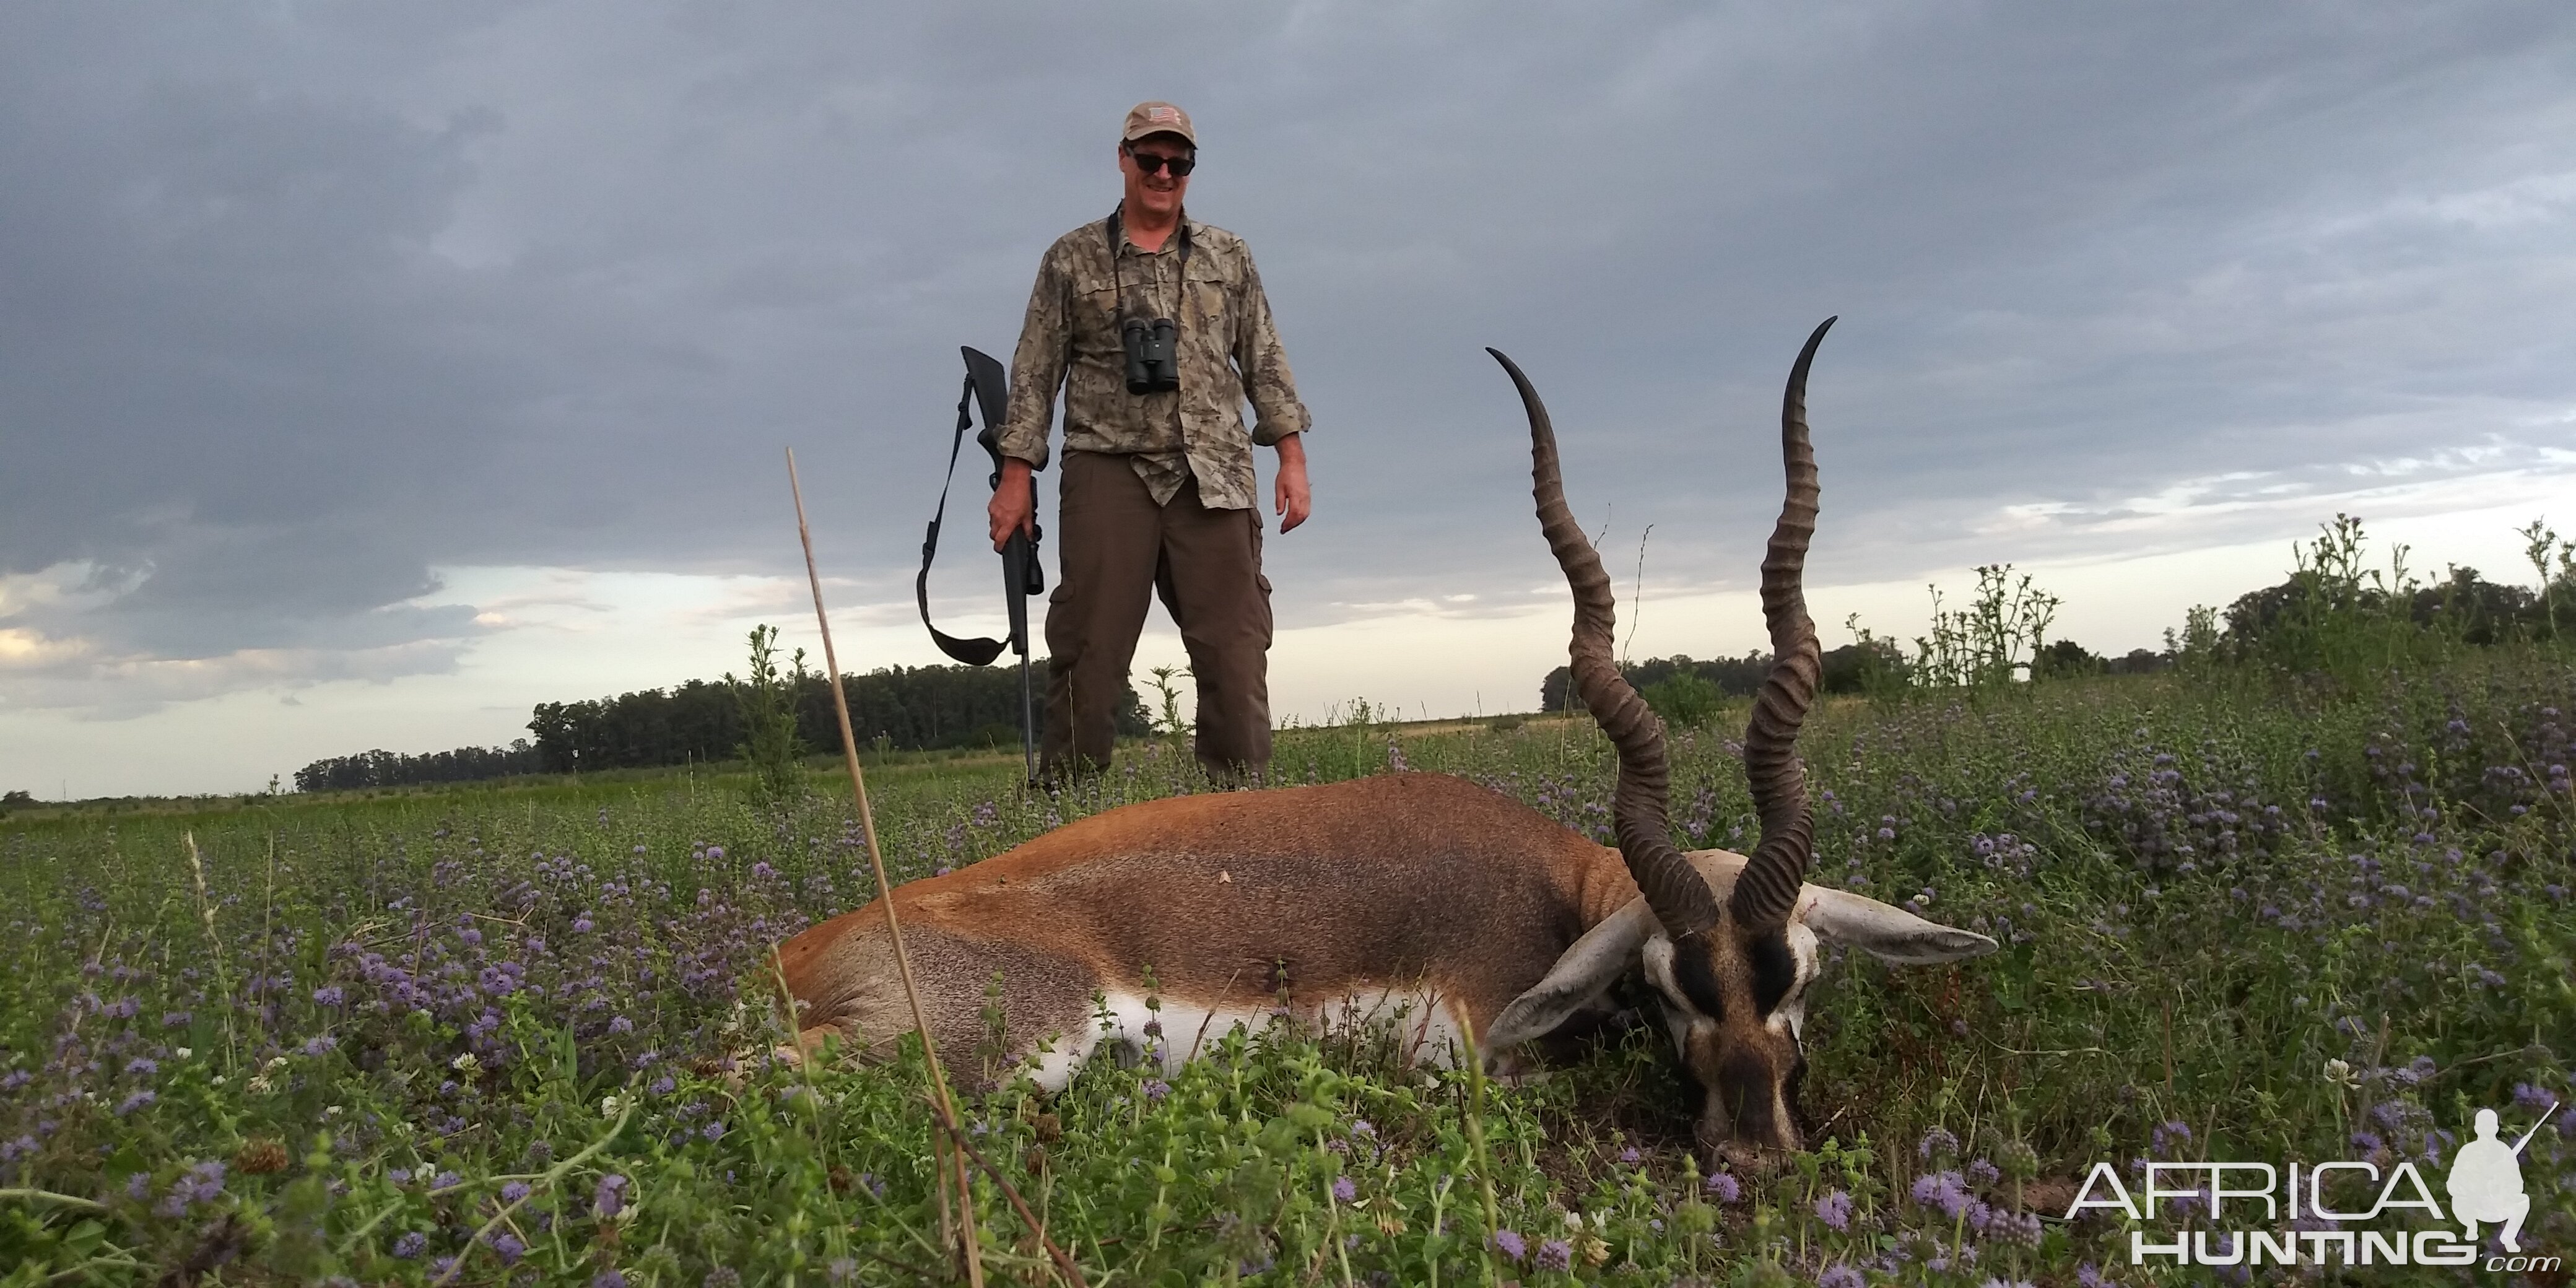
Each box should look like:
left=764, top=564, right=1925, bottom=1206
left=1274, top=434, right=1312, bottom=533
left=989, top=458, right=1037, bottom=550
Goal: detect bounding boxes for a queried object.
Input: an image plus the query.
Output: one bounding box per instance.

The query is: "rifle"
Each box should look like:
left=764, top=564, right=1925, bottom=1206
left=916, top=346, right=1043, bottom=783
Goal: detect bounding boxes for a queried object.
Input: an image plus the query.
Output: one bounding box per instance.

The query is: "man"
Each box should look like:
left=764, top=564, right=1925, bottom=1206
left=990, top=101, right=1311, bottom=782
left=2446, top=1106, right=2536, bottom=1253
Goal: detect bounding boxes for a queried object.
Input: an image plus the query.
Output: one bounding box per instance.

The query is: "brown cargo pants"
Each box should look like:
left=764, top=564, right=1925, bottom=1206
left=1041, top=450, right=1273, bottom=781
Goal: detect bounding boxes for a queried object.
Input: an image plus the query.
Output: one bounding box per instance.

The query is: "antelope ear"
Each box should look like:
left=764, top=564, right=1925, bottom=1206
left=1800, top=887, right=1998, bottom=965
left=1484, top=899, right=1658, bottom=1050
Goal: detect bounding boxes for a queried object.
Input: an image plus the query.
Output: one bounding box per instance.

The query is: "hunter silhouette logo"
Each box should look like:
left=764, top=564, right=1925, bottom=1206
left=2068, top=1099, right=2561, bottom=1271
left=2449, top=1103, right=2549, bottom=1253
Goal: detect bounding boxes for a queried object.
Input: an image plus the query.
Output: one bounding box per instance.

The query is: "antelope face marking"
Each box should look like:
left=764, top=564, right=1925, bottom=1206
left=1488, top=880, right=1994, bottom=1159
left=1642, top=920, right=1819, bottom=1155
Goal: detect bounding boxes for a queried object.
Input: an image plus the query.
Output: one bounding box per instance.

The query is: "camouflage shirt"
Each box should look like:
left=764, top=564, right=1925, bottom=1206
left=998, top=209, right=1308, bottom=511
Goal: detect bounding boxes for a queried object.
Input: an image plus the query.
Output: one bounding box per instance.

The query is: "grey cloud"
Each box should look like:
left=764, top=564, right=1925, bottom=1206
left=6, top=1, right=2576, bottom=713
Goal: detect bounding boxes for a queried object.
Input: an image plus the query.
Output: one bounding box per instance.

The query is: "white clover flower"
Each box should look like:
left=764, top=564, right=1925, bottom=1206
left=601, top=1094, right=624, bottom=1118
left=264, top=1055, right=290, bottom=1071
left=451, top=1053, right=482, bottom=1075
left=2324, top=1058, right=2359, bottom=1088
left=174, top=1047, right=193, bottom=1060
left=209, top=1074, right=226, bottom=1086
left=324, top=1105, right=344, bottom=1118
left=245, top=1076, right=273, bottom=1094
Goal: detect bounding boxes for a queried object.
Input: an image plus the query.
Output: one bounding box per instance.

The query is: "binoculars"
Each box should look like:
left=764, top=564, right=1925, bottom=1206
left=1121, top=315, right=1180, bottom=394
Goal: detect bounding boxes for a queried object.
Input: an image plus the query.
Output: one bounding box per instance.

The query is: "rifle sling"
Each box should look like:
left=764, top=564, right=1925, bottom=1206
left=916, top=372, right=1009, bottom=667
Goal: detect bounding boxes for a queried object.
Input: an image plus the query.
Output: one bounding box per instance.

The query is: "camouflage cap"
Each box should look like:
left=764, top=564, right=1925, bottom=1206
left=1121, top=101, right=1196, bottom=147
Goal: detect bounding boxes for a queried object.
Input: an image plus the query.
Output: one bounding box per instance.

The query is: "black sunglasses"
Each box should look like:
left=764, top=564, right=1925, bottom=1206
left=1126, top=147, right=1196, bottom=176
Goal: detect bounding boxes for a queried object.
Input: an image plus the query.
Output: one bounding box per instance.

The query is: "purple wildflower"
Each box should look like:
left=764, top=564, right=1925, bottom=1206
left=1818, top=1266, right=1864, bottom=1288
left=113, top=1090, right=155, bottom=1115
left=1704, top=1172, right=1741, bottom=1203
left=391, top=1232, right=427, bottom=1259
left=1489, top=1229, right=1526, bottom=1262
left=1141, top=1079, right=1171, bottom=1102
left=1912, top=1170, right=1970, bottom=1220
left=124, top=1057, right=157, bottom=1076
left=2151, top=1120, right=2192, bottom=1155
left=1918, top=1126, right=1960, bottom=1160
left=313, top=986, right=345, bottom=1007
left=593, top=1274, right=629, bottom=1288
left=176, top=1160, right=225, bottom=1203
left=1332, top=1176, right=1357, bottom=1203
left=492, top=1233, right=526, bottom=1265
left=499, top=1180, right=531, bottom=1204
left=593, top=1173, right=629, bottom=1219
left=1815, top=1188, right=1853, bottom=1231
left=1534, top=1239, right=1573, bottom=1273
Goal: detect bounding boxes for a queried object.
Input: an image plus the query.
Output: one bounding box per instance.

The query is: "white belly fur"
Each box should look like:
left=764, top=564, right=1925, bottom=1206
left=1021, top=986, right=1471, bottom=1092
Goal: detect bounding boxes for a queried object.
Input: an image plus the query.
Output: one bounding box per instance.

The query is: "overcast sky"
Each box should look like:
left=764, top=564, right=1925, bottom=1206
left=6, top=2, right=2575, bottom=798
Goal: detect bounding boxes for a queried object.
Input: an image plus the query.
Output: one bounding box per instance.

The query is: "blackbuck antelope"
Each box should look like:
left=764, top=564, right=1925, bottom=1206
left=776, top=320, right=1994, bottom=1152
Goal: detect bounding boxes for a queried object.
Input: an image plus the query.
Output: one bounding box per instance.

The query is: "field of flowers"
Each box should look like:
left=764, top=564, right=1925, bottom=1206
left=4, top=651, right=2573, bottom=1285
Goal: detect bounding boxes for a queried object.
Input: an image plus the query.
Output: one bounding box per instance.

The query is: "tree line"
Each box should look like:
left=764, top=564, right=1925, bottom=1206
left=1541, top=516, right=2573, bottom=724
left=292, top=742, right=546, bottom=793
left=274, top=516, right=2576, bottom=794
left=293, top=660, right=1149, bottom=791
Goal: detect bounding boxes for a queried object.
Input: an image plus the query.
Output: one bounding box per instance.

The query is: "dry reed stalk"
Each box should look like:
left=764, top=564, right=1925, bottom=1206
left=786, top=448, right=990, bottom=1288
left=183, top=832, right=239, bottom=1070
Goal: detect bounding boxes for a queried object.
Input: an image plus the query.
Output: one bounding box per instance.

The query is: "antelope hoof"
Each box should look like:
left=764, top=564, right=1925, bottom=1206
left=1709, top=1141, right=1791, bottom=1180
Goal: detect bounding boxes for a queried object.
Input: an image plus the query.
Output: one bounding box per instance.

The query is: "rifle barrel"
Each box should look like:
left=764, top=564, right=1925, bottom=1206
left=2511, top=1102, right=2556, bottom=1154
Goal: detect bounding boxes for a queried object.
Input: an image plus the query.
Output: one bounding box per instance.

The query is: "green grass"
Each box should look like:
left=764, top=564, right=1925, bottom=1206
left=3, top=655, right=2572, bottom=1285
